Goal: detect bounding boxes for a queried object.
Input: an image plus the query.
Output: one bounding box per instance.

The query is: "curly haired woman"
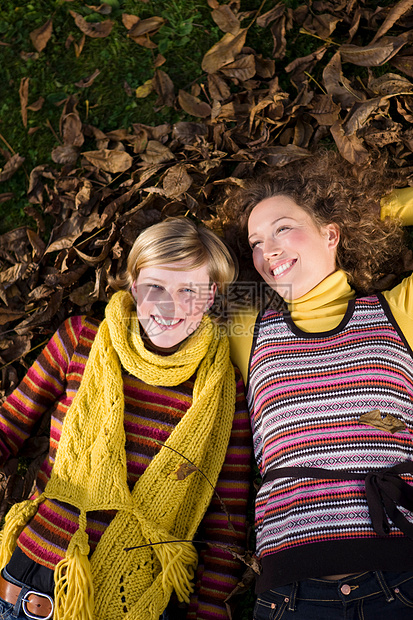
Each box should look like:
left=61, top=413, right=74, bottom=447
left=223, top=150, right=413, bottom=619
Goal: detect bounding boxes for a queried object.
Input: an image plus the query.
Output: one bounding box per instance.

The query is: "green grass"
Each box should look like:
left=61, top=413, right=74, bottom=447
left=0, top=0, right=229, bottom=231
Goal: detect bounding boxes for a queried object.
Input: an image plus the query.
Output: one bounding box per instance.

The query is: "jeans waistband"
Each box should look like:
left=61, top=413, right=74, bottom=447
left=270, top=570, right=413, bottom=609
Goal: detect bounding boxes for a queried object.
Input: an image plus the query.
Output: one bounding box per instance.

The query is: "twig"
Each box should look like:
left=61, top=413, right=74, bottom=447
left=304, top=71, right=327, bottom=95
left=153, top=439, right=236, bottom=534
left=299, top=28, right=339, bottom=47
left=0, top=133, right=16, bottom=155
left=0, top=339, right=49, bottom=371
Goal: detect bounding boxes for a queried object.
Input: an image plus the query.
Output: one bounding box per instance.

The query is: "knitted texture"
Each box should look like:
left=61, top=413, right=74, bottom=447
left=248, top=295, right=413, bottom=588
left=0, top=291, right=236, bottom=620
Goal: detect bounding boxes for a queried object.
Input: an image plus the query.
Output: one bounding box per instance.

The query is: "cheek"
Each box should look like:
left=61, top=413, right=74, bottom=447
left=252, top=250, right=264, bottom=273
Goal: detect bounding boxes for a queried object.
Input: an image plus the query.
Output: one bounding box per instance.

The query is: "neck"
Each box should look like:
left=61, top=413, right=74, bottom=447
left=285, top=270, right=355, bottom=332
left=139, top=324, right=184, bottom=356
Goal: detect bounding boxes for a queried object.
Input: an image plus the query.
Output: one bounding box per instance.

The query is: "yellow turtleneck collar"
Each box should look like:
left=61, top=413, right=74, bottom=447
left=288, top=270, right=355, bottom=333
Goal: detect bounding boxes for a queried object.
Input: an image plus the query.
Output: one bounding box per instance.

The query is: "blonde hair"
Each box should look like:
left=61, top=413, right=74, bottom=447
left=116, top=217, right=237, bottom=293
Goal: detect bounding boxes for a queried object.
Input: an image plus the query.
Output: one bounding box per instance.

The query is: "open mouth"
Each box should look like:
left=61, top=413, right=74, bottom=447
left=151, top=315, right=183, bottom=328
left=270, top=259, right=296, bottom=279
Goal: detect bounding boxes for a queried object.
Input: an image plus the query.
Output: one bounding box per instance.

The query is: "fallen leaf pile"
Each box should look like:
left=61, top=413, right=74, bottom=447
left=2, top=1, right=413, bottom=496
left=3, top=0, right=413, bottom=385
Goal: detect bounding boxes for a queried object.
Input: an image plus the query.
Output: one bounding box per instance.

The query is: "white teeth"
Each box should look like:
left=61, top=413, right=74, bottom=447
left=271, top=261, right=294, bottom=277
left=152, top=316, right=181, bottom=326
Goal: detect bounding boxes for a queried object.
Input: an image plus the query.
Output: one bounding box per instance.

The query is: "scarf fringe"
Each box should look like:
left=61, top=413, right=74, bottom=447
left=0, top=495, right=44, bottom=570
left=54, top=514, right=94, bottom=620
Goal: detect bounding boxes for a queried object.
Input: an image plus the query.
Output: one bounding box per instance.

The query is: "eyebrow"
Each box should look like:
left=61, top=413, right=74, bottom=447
left=139, top=276, right=201, bottom=287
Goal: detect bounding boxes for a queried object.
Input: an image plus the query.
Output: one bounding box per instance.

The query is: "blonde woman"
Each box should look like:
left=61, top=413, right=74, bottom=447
left=0, top=218, right=251, bottom=620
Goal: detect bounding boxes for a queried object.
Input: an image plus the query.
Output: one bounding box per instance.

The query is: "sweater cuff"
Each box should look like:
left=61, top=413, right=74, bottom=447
left=380, top=187, right=413, bottom=225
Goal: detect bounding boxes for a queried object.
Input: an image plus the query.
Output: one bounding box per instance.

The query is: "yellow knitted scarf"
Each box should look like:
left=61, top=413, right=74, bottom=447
left=0, top=291, right=236, bottom=620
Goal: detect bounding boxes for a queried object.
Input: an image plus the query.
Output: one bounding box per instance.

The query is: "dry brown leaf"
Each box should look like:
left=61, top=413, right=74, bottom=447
left=172, top=121, right=208, bottom=144
left=69, top=11, right=114, bottom=38
left=0, top=154, right=25, bottom=183
left=86, top=4, right=112, bottom=15
left=45, top=212, right=101, bottom=254
left=75, top=69, right=101, bottom=88
left=74, top=33, right=86, bottom=57
left=29, top=18, right=53, bottom=52
left=0, top=309, right=27, bottom=326
left=122, top=13, right=139, bottom=30
left=140, top=140, right=174, bottom=164
left=162, top=165, right=193, bottom=198
left=359, top=410, right=406, bottom=433
left=82, top=149, right=133, bottom=173
left=348, top=6, right=362, bottom=42
left=368, top=72, right=413, bottom=95
left=129, top=35, right=157, bottom=49
left=0, top=263, right=28, bottom=286
left=69, top=281, right=95, bottom=306
left=26, top=229, right=46, bottom=260
left=0, top=193, right=14, bottom=204
left=201, top=29, right=247, bottom=74
left=256, top=4, right=284, bottom=28
left=127, top=15, right=165, bottom=37
left=285, top=46, right=327, bottom=91
left=211, top=5, right=241, bottom=35
left=330, top=120, right=371, bottom=165
left=19, top=77, right=29, bottom=128
left=61, top=112, right=84, bottom=147
left=152, top=70, right=175, bottom=108
left=371, top=0, right=413, bottom=44
left=207, top=74, right=231, bottom=101
left=255, top=55, right=275, bottom=79
left=270, top=11, right=288, bottom=59
left=362, top=119, right=401, bottom=147
left=343, top=98, right=386, bottom=136
left=308, top=94, right=341, bottom=126
left=154, top=54, right=166, bottom=68
left=313, top=13, right=341, bottom=39
left=220, top=55, right=256, bottom=81
left=51, top=145, right=80, bottom=165
left=323, top=52, right=365, bottom=108
left=178, top=90, right=211, bottom=118
left=27, top=97, right=45, bottom=112
left=391, top=54, right=413, bottom=77
left=339, top=36, right=408, bottom=66
left=170, top=462, right=198, bottom=480
left=20, top=51, right=39, bottom=61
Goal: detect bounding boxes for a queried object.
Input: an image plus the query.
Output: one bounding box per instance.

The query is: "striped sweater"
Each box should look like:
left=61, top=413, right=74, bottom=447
left=248, top=294, right=413, bottom=592
left=0, top=315, right=251, bottom=619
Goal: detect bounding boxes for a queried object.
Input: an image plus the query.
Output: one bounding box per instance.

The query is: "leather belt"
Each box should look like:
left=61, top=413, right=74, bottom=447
left=0, top=573, right=53, bottom=619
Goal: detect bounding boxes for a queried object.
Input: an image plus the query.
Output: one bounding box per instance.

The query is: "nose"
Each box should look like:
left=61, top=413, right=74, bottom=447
left=262, top=238, right=281, bottom=261
left=155, top=291, right=176, bottom=314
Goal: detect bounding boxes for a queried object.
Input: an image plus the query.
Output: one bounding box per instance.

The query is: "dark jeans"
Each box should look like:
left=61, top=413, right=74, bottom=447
left=253, top=571, right=413, bottom=620
left=160, top=599, right=187, bottom=620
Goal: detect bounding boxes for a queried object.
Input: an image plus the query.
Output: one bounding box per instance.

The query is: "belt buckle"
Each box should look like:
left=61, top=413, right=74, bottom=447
left=22, top=590, right=54, bottom=620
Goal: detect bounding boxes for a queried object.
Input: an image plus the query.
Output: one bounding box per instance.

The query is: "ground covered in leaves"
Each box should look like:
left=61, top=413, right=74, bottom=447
left=2, top=2, right=413, bottom=608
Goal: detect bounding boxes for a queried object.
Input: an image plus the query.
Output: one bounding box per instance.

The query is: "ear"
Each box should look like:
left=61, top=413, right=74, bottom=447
left=325, top=223, right=340, bottom=250
left=131, top=280, right=138, bottom=301
left=206, top=282, right=217, bottom=310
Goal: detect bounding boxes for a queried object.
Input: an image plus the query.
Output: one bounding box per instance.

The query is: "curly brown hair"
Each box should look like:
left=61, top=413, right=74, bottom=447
left=220, top=149, right=407, bottom=295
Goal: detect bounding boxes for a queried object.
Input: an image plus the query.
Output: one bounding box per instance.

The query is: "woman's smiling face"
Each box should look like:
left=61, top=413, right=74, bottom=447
left=248, top=196, right=340, bottom=301
left=133, top=262, right=216, bottom=349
